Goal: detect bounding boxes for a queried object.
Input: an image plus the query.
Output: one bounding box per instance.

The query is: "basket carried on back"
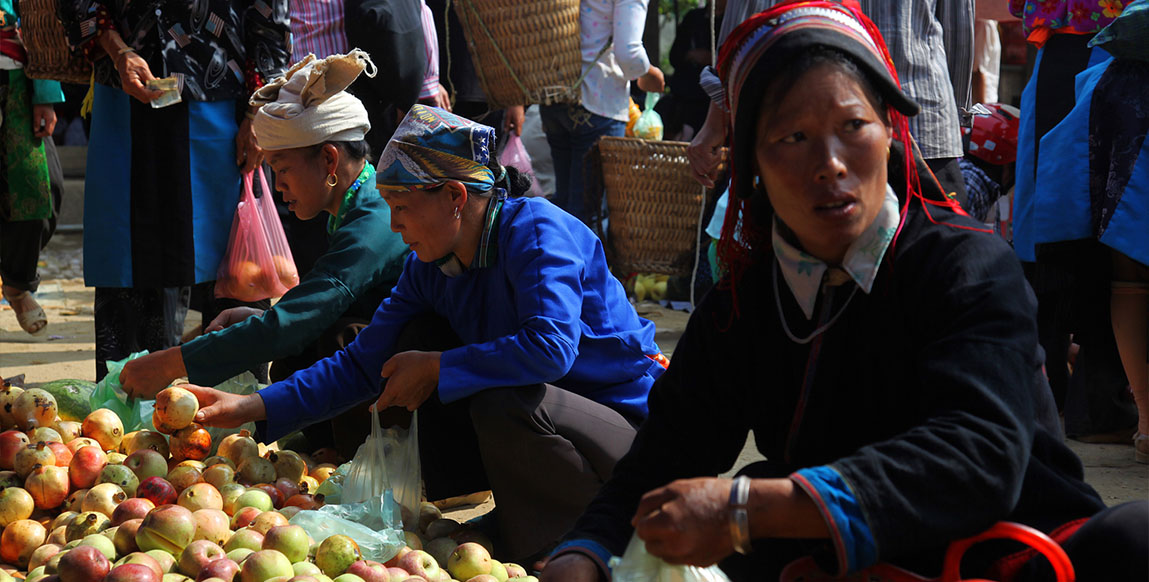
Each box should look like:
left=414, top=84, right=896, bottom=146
left=593, top=137, right=705, bottom=277
left=452, top=0, right=582, bottom=109
left=19, top=0, right=91, bottom=85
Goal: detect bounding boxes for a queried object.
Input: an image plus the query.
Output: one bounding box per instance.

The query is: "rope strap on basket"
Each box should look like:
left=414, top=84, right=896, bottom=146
left=456, top=0, right=610, bottom=106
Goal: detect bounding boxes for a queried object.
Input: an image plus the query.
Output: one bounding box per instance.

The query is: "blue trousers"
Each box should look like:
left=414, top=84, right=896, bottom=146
left=540, top=103, right=625, bottom=225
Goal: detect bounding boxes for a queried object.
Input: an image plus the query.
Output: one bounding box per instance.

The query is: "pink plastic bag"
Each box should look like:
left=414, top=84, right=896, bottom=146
left=499, top=135, right=543, bottom=196
left=215, top=169, right=299, bottom=302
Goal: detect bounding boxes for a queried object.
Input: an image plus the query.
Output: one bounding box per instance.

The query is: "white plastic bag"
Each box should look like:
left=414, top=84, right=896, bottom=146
left=381, top=410, right=421, bottom=531
left=610, top=533, right=732, bottom=582
left=342, top=409, right=422, bottom=531
left=343, top=409, right=392, bottom=504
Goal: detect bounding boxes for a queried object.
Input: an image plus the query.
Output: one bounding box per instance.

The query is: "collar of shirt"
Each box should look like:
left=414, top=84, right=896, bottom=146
left=772, top=185, right=899, bottom=320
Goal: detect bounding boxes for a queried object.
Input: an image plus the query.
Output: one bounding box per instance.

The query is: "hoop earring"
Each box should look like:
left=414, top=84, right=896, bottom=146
left=453, top=207, right=461, bottom=220
left=326, top=174, right=338, bottom=188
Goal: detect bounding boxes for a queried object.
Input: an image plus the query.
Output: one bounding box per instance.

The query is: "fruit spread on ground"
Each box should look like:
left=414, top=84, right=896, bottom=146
left=0, top=382, right=536, bottom=582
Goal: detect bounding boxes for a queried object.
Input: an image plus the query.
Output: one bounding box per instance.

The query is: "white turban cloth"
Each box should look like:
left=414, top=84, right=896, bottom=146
left=250, top=49, right=377, bottom=151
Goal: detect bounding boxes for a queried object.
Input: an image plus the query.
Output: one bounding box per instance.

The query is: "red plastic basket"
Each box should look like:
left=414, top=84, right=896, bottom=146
left=779, top=522, right=1074, bottom=582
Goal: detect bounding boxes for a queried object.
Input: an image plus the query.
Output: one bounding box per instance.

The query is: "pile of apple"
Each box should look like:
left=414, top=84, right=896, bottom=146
left=0, top=386, right=538, bottom=582
left=386, top=503, right=536, bottom=582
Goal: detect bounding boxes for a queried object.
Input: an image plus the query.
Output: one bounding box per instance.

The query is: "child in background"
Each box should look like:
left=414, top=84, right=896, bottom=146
left=960, top=103, right=1019, bottom=239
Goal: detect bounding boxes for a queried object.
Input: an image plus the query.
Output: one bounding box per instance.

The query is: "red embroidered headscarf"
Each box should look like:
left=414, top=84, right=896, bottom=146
left=714, top=0, right=972, bottom=289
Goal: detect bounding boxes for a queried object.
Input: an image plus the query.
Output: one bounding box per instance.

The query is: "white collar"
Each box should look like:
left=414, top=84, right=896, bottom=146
left=771, top=185, right=900, bottom=320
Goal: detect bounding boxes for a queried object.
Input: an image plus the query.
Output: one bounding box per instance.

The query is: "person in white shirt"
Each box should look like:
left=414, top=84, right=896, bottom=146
left=540, top=0, right=664, bottom=225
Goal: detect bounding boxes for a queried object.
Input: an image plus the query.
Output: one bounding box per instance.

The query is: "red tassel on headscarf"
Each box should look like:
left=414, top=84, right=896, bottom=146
left=712, top=0, right=989, bottom=316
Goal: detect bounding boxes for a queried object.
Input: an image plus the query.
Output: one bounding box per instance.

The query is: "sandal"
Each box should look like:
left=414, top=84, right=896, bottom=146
left=1136, top=433, right=1149, bottom=465
left=2, top=288, right=48, bottom=336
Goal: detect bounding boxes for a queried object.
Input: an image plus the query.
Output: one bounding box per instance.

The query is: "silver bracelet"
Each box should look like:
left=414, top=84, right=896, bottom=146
left=728, top=475, right=752, bottom=555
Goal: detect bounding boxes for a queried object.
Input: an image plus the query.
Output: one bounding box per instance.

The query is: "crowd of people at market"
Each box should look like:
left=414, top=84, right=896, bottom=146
left=1, top=0, right=1147, bottom=580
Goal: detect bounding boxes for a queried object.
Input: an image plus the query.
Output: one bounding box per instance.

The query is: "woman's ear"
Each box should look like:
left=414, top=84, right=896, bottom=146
left=323, top=143, right=340, bottom=174
left=446, top=180, right=469, bottom=209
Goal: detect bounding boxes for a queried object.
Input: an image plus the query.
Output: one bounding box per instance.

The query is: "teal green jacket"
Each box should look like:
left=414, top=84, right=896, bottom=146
left=1, top=0, right=66, bottom=104
left=181, top=177, right=409, bottom=385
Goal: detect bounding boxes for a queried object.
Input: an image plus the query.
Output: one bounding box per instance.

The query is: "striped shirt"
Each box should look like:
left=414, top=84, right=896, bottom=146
left=290, top=0, right=348, bottom=62
left=717, top=0, right=971, bottom=160
left=420, top=0, right=440, bottom=100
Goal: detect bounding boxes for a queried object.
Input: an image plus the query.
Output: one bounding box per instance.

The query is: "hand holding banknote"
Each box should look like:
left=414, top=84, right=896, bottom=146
left=103, top=30, right=163, bottom=104
left=147, top=77, right=183, bottom=108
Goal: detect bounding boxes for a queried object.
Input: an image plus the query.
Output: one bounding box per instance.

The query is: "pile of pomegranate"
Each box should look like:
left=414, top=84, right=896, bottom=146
left=0, top=386, right=536, bottom=582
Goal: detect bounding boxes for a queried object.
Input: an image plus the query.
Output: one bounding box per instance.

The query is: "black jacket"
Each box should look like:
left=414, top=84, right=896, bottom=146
left=566, top=172, right=1105, bottom=578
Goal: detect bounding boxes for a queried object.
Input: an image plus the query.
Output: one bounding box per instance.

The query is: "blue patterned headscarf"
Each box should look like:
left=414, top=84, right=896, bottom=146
left=376, top=105, right=503, bottom=195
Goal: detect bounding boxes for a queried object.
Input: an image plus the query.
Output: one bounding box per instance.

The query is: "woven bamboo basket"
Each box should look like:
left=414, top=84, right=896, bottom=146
left=597, top=137, right=704, bottom=277
left=452, top=0, right=582, bottom=109
left=20, top=0, right=91, bottom=85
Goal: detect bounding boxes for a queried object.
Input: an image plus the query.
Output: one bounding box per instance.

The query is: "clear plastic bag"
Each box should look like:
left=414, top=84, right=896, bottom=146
left=342, top=409, right=422, bottom=531
left=610, top=533, right=731, bottom=582
left=381, top=410, right=421, bottom=531
left=215, top=169, right=298, bottom=302
left=289, top=493, right=405, bottom=563
left=499, top=135, right=543, bottom=196
left=632, top=92, right=664, bottom=141
left=343, top=409, right=392, bottom=504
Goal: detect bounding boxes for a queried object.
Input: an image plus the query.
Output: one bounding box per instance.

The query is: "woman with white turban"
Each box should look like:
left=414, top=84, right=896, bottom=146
left=121, top=51, right=409, bottom=460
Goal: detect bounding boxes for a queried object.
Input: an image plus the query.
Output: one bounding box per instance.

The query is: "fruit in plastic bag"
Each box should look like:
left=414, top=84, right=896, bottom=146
left=273, top=256, right=299, bottom=289
left=216, top=169, right=297, bottom=303
left=632, top=92, right=664, bottom=141
left=625, top=98, right=642, bottom=137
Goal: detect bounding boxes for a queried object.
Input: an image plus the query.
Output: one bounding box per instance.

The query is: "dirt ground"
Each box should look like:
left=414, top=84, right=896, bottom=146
left=2, top=233, right=1146, bottom=515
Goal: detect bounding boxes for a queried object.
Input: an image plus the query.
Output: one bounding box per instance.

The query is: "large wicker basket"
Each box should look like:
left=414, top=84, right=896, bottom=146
left=594, top=137, right=705, bottom=277
left=452, top=0, right=582, bottom=109
left=20, top=0, right=91, bottom=85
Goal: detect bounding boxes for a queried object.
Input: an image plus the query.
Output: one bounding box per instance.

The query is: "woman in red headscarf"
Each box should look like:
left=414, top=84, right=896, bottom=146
left=540, top=2, right=1147, bottom=581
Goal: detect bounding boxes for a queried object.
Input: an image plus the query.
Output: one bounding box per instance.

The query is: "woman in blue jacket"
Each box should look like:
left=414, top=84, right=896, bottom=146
left=187, top=104, right=665, bottom=562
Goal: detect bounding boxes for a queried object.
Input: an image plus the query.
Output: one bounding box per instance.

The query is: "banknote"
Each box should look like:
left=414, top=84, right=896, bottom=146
left=148, top=77, right=182, bottom=109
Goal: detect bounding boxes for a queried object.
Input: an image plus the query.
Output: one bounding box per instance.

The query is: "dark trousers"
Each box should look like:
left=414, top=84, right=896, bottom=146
left=393, top=314, right=640, bottom=561
left=1064, top=321, right=1138, bottom=437
left=1016, top=501, right=1149, bottom=582
left=94, top=286, right=190, bottom=380
left=0, top=136, right=63, bottom=292
left=269, top=317, right=372, bottom=459
left=1022, top=33, right=1128, bottom=419
left=540, top=104, right=626, bottom=225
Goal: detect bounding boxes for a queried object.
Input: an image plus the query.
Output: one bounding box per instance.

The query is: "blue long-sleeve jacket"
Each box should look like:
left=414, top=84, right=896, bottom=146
left=257, top=196, right=663, bottom=442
